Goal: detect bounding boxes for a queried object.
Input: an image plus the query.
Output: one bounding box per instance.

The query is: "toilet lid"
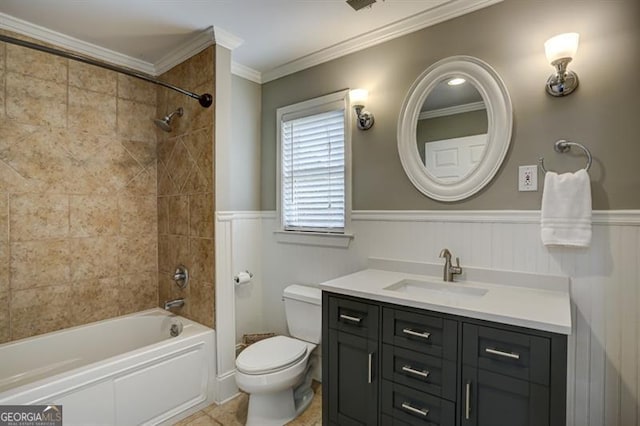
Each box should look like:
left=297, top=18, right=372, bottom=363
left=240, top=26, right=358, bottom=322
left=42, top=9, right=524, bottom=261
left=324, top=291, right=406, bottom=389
left=236, top=336, right=308, bottom=375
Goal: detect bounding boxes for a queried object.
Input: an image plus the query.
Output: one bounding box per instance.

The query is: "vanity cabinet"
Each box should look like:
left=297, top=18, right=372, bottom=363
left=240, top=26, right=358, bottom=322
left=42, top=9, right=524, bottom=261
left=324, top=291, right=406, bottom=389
left=322, top=292, right=567, bottom=426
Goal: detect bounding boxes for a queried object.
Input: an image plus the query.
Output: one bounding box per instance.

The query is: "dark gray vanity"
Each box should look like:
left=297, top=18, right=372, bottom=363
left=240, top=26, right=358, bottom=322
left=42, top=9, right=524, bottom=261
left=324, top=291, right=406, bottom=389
left=322, top=291, right=568, bottom=426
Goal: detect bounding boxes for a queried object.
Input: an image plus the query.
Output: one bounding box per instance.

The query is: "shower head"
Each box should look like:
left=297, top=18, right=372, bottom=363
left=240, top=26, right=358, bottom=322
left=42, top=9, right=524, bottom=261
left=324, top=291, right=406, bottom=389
left=154, top=107, right=184, bottom=132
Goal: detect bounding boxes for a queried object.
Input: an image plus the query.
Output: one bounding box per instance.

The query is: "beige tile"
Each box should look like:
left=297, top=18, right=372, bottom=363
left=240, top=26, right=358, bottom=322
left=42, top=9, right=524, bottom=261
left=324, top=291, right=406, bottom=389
left=68, top=61, right=117, bottom=95
left=165, top=139, right=196, bottom=191
left=84, top=140, right=143, bottom=191
left=0, top=160, right=38, bottom=194
left=157, top=196, right=169, bottom=235
left=11, top=285, right=74, bottom=340
left=190, top=238, right=214, bottom=283
left=0, top=291, right=9, bottom=344
left=118, top=194, right=157, bottom=235
left=117, top=99, right=157, bottom=142
left=10, top=240, right=70, bottom=290
left=167, top=195, right=189, bottom=236
left=69, top=86, right=117, bottom=135
left=70, top=195, right=119, bottom=237
left=118, top=235, right=157, bottom=274
left=0, top=241, right=8, bottom=295
left=118, top=272, right=158, bottom=315
left=158, top=162, right=179, bottom=196
left=10, top=193, right=69, bottom=241
left=58, top=130, right=115, bottom=163
left=124, top=167, right=157, bottom=195
left=182, top=128, right=212, bottom=162
left=0, top=70, right=5, bottom=118
left=157, top=137, right=177, bottom=168
left=187, top=47, right=214, bottom=88
left=6, top=44, right=67, bottom=83
left=122, top=140, right=157, bottom=167
left=0, top=42, right=5, bottom=70
left=189, top=280, right=214, bottom=327
left=72, top=278, right=119, bottom=325
left=183, top=165, right=212, bottom=194
left=189, top=193, right=213, bottom=238
left=117, top=74, right=157, bottom=105
left=6, top=72, right=67, bottom=127
left=174, top=411, right=219, bottom=426
left=158, top=235, right=189, bottom=273
left=0, top=193, right=7, bottom=242
left=0, top=128, right=75, bottom=191
left=69, top=237, right=119, bottom=281
left=205, top=393, right=248, bottom=426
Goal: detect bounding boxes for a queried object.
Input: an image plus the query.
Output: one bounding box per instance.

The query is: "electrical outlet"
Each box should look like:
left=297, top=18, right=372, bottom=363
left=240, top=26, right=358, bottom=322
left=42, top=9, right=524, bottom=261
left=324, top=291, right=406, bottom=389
left=518, top=165, right=538, bottom=191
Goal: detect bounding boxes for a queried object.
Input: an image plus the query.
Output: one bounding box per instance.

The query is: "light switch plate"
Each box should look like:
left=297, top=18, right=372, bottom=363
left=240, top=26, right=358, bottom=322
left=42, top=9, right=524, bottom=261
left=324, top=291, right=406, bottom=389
left=518, top=165, right=538, bottom=191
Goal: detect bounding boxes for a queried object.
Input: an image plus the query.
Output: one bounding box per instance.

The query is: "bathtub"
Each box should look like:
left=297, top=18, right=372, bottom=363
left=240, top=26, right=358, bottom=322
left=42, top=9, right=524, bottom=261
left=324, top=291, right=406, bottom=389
left=0, top=308, right=216, bottom=426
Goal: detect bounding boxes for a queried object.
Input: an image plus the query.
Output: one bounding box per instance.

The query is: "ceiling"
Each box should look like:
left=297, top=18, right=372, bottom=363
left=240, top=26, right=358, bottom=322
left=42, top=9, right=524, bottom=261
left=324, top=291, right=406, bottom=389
left=0, top=0, right=498, bottom=81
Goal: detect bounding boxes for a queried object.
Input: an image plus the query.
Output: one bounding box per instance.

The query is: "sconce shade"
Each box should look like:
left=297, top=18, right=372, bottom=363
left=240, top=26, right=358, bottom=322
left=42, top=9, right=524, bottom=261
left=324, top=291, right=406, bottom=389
left=349, top=89, right=368, bottom=105
left=545, top=32, right=580, bottom=97
left=544, top=33, right=579, bottom=64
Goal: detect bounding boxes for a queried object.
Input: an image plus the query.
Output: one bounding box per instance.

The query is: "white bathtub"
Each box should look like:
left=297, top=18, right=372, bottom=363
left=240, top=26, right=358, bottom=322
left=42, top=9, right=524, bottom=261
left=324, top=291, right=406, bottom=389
left=0, top=308, right=216, bottom=426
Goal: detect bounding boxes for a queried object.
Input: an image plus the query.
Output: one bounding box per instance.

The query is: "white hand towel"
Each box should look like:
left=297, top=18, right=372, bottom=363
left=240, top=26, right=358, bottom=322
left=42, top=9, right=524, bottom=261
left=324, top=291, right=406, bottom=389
left=541, top=168, right=592, bottom=247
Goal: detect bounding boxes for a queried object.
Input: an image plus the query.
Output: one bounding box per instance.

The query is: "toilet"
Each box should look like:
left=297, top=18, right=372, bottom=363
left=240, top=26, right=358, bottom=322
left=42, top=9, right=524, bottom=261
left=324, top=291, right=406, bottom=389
left=235, top=284, right=322, bottom=425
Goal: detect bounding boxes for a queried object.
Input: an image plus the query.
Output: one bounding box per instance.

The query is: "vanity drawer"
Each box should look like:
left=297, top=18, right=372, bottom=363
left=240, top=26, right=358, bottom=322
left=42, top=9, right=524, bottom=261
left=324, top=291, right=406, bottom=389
left=463, top=323, right=550, bottom=385
left=382, top=344, right=456, bottom=401
left=328, top=295, right=379, bottom=340
left=383, top=308, right=457, bottom=360
left=381, top=381, right=455, bottom=426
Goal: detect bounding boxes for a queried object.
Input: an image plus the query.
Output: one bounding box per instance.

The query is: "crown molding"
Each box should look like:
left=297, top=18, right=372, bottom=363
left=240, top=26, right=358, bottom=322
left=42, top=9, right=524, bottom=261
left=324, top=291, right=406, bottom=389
left=419, top=101, right=486, bottom=120
left=213, top=26, right=244, bottom=51
left=231, top=61, right=262, bottom=84
left=0, top=11, right=156, bottom=75
left=155, top=26, right=215, bottom=75
left=262, top=0, right=503, bottom=83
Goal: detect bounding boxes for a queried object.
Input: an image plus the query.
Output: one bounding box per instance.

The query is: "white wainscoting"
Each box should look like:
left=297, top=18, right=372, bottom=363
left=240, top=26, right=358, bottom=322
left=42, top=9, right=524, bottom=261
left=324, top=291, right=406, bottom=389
left=218, top=210, right=640, bottom=426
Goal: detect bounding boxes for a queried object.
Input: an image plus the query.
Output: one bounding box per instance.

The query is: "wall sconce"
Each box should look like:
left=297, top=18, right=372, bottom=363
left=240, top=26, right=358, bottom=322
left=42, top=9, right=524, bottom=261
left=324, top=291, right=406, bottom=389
left=350, top=89, right=375, bottom=130
left=544, top=32, right=580, bottom=97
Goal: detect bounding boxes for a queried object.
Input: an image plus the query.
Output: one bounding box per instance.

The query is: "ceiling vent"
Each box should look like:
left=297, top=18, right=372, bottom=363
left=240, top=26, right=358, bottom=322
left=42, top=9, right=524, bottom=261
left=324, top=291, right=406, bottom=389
left=346, top=0, right=377, bottom=11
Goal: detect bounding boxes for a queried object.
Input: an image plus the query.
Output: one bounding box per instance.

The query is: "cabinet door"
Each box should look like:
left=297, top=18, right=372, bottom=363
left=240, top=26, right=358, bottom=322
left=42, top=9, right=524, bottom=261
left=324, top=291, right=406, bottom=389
left=328, top=329, right=378, bottom=426
left=461, top=366, right=550, bottom=426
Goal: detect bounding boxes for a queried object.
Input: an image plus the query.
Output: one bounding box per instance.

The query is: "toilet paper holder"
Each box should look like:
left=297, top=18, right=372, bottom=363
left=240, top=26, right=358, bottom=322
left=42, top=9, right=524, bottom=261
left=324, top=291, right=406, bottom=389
left=234, top=270, right=254, bottom=285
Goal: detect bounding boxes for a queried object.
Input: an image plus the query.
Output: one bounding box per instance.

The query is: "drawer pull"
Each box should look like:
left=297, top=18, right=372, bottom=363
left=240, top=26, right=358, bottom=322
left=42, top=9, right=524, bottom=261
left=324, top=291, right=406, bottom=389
left=401, top=402, right=429, bottom=417
left=339, top=313, right=362, bottom=324
left=485, top=347, right=521, bottom=360
left=368, top=353, right=373, bottom=384
left=465, top=381, right=471, bottom=420
left=402, top=328, right=431, bottom=340
left=401, top=365, right=430, bottom=379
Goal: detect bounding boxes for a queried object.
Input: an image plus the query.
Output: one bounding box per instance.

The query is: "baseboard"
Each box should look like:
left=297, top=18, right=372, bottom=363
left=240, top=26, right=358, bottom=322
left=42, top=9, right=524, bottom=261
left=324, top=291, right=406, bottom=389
left=215, top=370, right=240, bottom=404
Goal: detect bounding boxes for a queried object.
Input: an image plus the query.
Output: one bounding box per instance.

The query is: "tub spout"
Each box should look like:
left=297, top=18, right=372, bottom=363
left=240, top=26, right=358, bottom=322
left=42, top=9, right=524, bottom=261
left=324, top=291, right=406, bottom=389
left=163, top=298, right=185, bottom=310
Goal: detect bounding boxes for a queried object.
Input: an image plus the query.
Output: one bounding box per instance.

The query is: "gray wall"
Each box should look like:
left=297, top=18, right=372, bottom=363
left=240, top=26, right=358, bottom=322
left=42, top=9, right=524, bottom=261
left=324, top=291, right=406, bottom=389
left=261, top=0, right=640, bottom=210
left=230, top=75, right=262, bottom=211
left=416, top=110, right=488, bottom=162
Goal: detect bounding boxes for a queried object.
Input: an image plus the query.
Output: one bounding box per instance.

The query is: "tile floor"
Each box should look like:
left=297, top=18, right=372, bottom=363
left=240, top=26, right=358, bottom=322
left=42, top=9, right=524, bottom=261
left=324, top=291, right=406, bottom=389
left=174, top=381, right=322, bottom=426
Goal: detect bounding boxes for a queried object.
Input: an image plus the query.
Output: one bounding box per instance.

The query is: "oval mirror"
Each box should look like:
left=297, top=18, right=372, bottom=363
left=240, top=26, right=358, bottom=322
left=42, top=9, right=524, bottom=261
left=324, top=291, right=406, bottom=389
left=398, top=56, right=512, bottom=201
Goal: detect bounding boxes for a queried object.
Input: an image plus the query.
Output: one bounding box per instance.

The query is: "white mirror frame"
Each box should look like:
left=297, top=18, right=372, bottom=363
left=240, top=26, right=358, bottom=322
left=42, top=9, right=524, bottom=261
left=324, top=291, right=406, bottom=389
left=398, top=56, right=513, bottom=202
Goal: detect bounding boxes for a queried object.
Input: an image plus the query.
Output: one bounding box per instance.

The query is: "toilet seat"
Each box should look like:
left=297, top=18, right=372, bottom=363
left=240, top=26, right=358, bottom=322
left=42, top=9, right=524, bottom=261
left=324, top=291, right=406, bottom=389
left=236, top=336, right=308, bottom=375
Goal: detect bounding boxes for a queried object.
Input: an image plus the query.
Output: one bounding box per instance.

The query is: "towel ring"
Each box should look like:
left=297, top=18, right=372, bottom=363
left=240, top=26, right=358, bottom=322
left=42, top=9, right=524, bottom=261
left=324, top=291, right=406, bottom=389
left=538, top=140, right=592, bottom=174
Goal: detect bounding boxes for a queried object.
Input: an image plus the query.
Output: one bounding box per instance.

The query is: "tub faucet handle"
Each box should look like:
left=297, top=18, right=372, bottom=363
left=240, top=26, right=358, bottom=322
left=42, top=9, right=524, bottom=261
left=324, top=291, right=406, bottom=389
left=173, top=265, right=189, bottom=289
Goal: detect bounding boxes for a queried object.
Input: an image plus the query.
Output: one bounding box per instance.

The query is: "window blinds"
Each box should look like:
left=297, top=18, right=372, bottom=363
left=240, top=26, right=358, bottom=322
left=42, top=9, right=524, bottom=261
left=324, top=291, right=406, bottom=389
left=281, top=108, right=345, bottom=232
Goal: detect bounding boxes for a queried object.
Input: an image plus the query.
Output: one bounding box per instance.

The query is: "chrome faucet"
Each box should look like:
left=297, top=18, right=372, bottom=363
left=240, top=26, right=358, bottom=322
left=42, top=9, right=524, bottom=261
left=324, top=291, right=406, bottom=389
left=163, top=298, right=185, bottom=310
left=439, top=248, right=462, bottom=282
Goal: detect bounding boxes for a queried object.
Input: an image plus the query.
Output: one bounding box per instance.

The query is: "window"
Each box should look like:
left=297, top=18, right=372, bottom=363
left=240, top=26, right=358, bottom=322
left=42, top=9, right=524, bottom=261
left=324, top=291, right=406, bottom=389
left=277, top=90, right=352, bottom=243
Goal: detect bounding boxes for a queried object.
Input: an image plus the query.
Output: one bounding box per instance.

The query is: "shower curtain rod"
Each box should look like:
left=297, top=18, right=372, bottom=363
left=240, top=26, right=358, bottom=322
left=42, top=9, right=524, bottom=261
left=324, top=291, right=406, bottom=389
left=0, top=34, right=213, bottom=108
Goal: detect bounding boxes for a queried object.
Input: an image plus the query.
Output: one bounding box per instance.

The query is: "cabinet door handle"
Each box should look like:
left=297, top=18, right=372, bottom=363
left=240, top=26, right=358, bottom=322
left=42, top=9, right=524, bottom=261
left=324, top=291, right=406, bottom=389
left=465, top=381, right=471, bottom=420
left=401, top=402, right=429, bottom=417
left=402, top=328, right=431, bottom=340
left=367, top=352, right=373, bottom=384
left=485, top=347, right=520, bottom=360
left=339, top=313, right=362, bottom=324
left=401, top=365, right=430, bottom=379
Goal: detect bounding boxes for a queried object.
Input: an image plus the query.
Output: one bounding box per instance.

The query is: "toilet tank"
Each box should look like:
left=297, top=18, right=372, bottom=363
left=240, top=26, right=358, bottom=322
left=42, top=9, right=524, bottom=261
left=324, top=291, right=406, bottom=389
left=283, top=284, right=322, bottom=344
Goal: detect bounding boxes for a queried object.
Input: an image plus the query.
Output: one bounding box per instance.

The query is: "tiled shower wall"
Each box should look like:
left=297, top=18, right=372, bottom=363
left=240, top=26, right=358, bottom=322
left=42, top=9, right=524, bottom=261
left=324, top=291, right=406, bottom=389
left=0, top=32, right=159, bottom=343
left=156, top=46, right=215, bottom=328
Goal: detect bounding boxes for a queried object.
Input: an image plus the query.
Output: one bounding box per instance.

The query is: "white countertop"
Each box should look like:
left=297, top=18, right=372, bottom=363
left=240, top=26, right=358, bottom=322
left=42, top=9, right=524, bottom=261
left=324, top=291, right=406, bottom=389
left=318, top=258, right=572, bottom=335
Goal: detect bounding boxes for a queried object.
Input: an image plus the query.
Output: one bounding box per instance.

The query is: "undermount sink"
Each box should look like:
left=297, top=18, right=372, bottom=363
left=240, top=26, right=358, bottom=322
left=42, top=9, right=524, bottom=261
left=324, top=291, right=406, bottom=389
left=384, top=278, right=488, bottom=299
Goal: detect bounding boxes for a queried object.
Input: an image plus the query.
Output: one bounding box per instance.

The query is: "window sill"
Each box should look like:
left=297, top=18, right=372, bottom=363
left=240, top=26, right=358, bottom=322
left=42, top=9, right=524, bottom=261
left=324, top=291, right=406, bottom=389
left=273, top=230, right=354, bottom=248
